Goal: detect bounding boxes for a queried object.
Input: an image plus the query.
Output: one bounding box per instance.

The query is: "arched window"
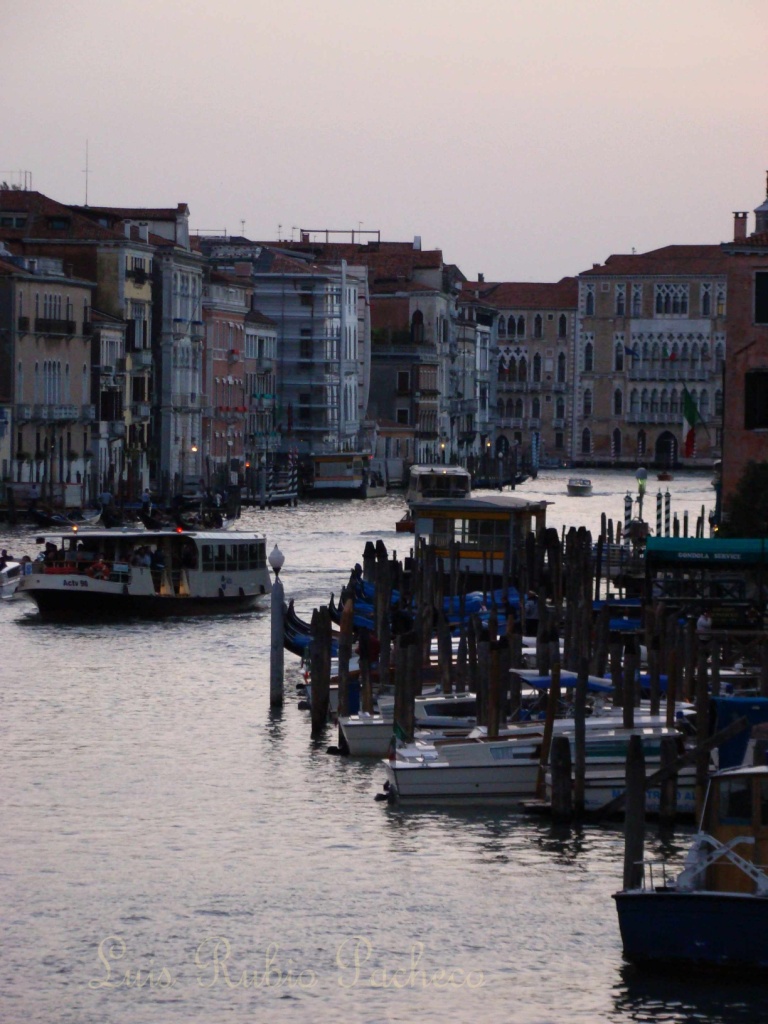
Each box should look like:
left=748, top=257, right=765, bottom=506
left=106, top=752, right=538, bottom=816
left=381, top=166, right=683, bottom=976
left=410, top=310, right=424, bottom=343
left=518, top=357, right=527, bottom=382
left=517, top=315, right=525, bottom=337
left=531, top=397, right=541, bottom=419
left=508, top=315, right=516, bottom=337
left=715, top=389, right=723, bottom=415
left=532, top=353, right=542, bottom=382
left=670, top=389, right=679, bottom=415
left=584, top=342, right=593, bottom=372
left=650, top=388, right=659, bottom=413
left=555, top=396, right=565, bottom=419
left=585, top=289, right=595, bottom=316
left=16, top=361, right=23, bottom=402
left=557, top=352, right=566, bottom=382
left=505, top=398, right=514, bottom=418
left=498, top=317, right=506, bottom=337
left=660, top=389, right=669, bottom=414
left=514, top=397, right=523, bottom=418
left=583, top=389, right=593, bottom=416
left=558, top=314, right=567, bottom=338
left=700, top=390, right=710, bottom=417
left=615, top=344, right=624, bottom=372
left=497, top=399, right=504, bottom=418
left=581, top=428, right=591, bottom=454
left=641, top=388, right=649, bottom=413
left=613, top=389, right=623, bottom=415
left=715, top=342, right=725, bottom=371
left=534, top=314, right=543, bottom=339
left=630, top=389, right=639, bottom=414
left=612, top=428, right=622, bottom=456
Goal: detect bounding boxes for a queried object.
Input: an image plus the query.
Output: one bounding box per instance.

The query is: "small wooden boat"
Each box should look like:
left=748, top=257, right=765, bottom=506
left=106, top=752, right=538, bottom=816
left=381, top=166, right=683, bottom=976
left=567, top=478, right=592, bottom=496
left=657, top=471, right=674, bottom=481
left=614, top=763, right=768, bottom=972
left=396, top=512, right=415, bottom=533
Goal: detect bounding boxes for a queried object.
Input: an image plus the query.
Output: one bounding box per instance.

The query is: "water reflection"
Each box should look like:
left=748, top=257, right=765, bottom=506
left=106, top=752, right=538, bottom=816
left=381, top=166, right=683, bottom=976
left=613, top=964, right=768, bottom=1023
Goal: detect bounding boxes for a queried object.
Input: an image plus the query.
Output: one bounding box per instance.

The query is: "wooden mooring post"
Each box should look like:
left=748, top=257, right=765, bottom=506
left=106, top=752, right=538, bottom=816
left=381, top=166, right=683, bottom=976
left=623, top=735, right=646, bottom=889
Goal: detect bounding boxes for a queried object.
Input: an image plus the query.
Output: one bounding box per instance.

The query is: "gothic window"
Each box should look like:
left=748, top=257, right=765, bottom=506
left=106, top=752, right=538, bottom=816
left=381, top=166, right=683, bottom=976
left=497, top=399, right=504, bottom=418
left=518, top=358, right=527, bottom=382
left=670, top=389, right=679, bottom=415
left=581, top=428, right=591, bottom=454
left=650, top=389, right=659, bottom=413
left=655, top=283, right=689, bottom=316
left=410, top=310, right=424, bottom=343
left=534, top=314, right=543, bottom=339
left=498, top=317, right=506, bottom=337
left=514, top=397, right=523, bottom=418
left=557, top=352, right=566, bottom=382
left=615, top=284, right=626, bottom=316
left=641, top=388, right=649, bottom=413
left=555, top=396, right=565, bottom=419
left=701, top=283, right=711, bottom=316
left=558, top=314, right=567, bottom=338
left=508, top=315, right=516, bottom=337
left=531, top=397, right=541, bottom=419
left=660, top=389, right=669, bottom=414
left=613, top=389, right=623, bottom=415
left=532, top=353, right=542, bottom=381
left=716, top=284, right=727, bottom=318
left=584, top=284, right=595, bottom=316
left=517, top=315, right=525, bottom=337
left=629, top=389, right=639, bottom=414
left=615, top=343, right=624, bottom=372
left=715, top=388, right=723, bottom=415
left=584, top=342, right=594, bottom=372
left=715, top=341, right=725, bottom=371
left=632, top=284, right=642, bottom=316
left=583, top=389, right=593, bottom=416
left=700, top=390, right=709, bottom=417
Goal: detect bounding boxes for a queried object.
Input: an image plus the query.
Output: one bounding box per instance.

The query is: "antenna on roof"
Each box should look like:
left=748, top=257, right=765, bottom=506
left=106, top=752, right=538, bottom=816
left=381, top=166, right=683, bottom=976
left=83, top=139, right=90, bottom=206
left=240, top=219, right=245, bottom=236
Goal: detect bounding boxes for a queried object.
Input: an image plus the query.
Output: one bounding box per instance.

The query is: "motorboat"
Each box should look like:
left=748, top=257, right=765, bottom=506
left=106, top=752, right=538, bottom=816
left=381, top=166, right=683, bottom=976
left=339, top=691, right=478, bottom=757
left=0, top=560, right=23, bottom=600
left=614, top=763, right=768, bottom=971
left=405, top=465, right=472, bottom=507
left=16, top=527, right=271, bottom=621
left=567, top=478, right=593, bottom=496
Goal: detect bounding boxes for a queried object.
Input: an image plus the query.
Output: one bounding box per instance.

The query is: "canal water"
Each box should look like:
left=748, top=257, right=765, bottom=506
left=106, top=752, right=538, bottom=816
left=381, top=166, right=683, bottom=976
left=3, top=468, right=766, bottom=1024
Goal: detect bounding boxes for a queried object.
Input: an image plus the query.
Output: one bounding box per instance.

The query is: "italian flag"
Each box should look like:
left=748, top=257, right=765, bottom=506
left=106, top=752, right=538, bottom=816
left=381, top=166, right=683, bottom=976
left=682, top=388, right=700, bottom=458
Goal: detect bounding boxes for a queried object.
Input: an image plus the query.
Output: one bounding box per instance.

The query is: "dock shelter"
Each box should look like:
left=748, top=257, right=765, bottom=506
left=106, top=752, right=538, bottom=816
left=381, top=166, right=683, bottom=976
left=645, top=537, right=768, bottom=628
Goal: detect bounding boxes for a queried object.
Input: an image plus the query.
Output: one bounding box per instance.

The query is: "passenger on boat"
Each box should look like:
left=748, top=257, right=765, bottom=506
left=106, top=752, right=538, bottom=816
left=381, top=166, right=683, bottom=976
left=87, top=558, right=110, bottom=580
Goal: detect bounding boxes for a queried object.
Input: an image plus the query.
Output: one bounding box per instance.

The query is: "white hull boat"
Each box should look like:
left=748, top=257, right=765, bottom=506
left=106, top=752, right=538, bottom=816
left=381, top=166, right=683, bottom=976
left=0, top=561, right=23, bottom=600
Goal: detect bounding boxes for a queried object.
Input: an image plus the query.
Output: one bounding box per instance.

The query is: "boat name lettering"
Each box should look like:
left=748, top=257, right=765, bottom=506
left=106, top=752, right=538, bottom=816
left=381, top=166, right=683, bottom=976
left=63, top=579, right=88, bottom=587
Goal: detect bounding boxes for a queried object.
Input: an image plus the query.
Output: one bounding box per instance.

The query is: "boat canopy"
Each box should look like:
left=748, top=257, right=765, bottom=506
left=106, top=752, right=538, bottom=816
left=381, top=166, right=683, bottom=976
left=646, top=538, right=768, bottom=566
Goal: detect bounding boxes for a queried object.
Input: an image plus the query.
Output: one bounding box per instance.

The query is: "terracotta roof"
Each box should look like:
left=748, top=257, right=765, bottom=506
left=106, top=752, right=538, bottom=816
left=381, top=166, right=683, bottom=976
left=0, top=190, right=128, bottom=242
left=245, top=309, right=277, bottom=327
left=461, top=277, right=578, bottom=310
left=250, top=238, right=446, bottom=284
left=579, top=245, right=728, bottom=277
left=70, top=203, right=189, bottom=221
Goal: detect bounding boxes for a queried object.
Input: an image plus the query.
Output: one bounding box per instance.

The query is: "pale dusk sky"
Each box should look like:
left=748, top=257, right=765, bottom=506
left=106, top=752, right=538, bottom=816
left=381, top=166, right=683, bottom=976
left=2, top=0, right=766, bottom=281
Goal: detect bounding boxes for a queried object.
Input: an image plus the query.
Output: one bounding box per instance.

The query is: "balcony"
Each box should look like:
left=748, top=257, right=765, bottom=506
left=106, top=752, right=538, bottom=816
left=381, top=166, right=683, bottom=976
left=33, top=404, right=50, bottom=421
left=228, top=349, right=241, bottom=363
left=628, top=365, right=710, bottom=382
left=126, top=267, right=148, bottom=286
left=109, top=421, right=126, bottom=438
left=17, top=316, right=29, bottom=332
left=552, top=381, right=566, bottom=391
left=626, top=410, right=689, bottom=425
left=35, top=318, right=76, bottom=335
left=81, top=404, right=96, bottom=422
left=527, top=418, right=541, bottom=429
left=17, top=404, right=33, bottom=421
left=51, top=404, right=78, bottom=422
left=552, top=417, right=566, bottom=429
left=82, top=321, right=93, bottom=336
left=130, top=349, right=153, bottom=369
left=528, top=380, right=543, bottom=391
left=131, top=403, right=151, bottom=421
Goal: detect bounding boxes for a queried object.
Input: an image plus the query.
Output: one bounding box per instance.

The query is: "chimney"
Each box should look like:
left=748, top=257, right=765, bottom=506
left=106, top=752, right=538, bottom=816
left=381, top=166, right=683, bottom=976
left=413, top=235, right=422, bottom=251
left=138, top=222, right=149, bottom=243
left=733, top=211, right=748, bottom=242
left=478, top=273, right=484, bottom=284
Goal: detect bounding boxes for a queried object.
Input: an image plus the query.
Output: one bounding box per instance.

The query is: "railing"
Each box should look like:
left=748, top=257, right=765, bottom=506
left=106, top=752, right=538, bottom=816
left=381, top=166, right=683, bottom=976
left=81, top=404, right=96, bottom=422
left=17, top=404, right=33, bottom=420
left=552, top=381, right=566, bottom=391
left=109, top=421, right=126, bottom=438
left=626, top=410, right=694, bottom=424
left=33, top=404, right=50, bottom=420
left=82, top=321, right=93, bottom=335
left=35, top=318, right=76, bottom=335
left=130, top=349, right=153, bottom=369
left=17, top=316, right=29, bottom=332
left=628, top=366, right=711, bottom=382
left=50, top=404, right=78, bottom=421
left=131, top=403, right=151, bottom=420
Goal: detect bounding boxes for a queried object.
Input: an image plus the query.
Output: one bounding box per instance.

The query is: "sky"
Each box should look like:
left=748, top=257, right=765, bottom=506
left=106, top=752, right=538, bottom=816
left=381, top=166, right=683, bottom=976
left=2, top=0, right=766, bottom=282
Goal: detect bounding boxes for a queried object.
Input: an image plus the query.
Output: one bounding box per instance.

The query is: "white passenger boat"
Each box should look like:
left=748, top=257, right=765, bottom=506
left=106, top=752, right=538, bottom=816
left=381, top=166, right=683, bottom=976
left=16, top=528, right=271, bottom=621
left=567, top=477, right=593, bottom=496
left=406, top=465, right=471, bottom=507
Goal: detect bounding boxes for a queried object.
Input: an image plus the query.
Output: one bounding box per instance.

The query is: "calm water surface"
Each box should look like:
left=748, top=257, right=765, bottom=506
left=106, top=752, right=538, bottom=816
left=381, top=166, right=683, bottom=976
left=4, top=469, right=767, bottom=1024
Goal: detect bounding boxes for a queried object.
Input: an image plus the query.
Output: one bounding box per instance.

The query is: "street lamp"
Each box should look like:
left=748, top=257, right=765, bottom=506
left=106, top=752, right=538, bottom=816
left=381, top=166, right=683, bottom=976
left=268, top=544, right=285, bottom=579
left=635, top=465, right=648, bottom=521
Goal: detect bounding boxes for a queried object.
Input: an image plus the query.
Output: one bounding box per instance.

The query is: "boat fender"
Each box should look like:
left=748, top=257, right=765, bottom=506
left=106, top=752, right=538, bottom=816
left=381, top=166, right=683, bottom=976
left=374, top=792, right=389, bottom=802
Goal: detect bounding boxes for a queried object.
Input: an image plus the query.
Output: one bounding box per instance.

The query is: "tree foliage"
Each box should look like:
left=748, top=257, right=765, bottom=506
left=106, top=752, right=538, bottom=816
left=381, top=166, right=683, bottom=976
left=720, top=461, right=768, bottom=537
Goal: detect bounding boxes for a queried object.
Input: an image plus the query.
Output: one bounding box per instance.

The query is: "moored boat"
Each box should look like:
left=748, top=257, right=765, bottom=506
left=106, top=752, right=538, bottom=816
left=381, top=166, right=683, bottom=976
left=406, top=465, right=472, bottom=507
left=614, top=763, right=768, bottom=972
left=16, top=527, right=271, bottom=621
left=0, top=560, right=23, bottom=600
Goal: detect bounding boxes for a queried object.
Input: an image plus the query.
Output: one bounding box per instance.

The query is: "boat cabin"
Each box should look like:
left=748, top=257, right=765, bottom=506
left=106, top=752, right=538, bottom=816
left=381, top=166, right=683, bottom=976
left=406, top=465, right=472, bottom=506
left=305, top=453, right=369, bottom=498
left=411, top=494, right=549, bottom=585
left=698, top=766, right=768, bottom=894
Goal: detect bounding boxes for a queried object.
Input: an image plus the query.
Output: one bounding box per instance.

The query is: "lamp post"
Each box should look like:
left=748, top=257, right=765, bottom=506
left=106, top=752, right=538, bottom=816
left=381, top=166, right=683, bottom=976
left=269, top=544, right=285, bottom=707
